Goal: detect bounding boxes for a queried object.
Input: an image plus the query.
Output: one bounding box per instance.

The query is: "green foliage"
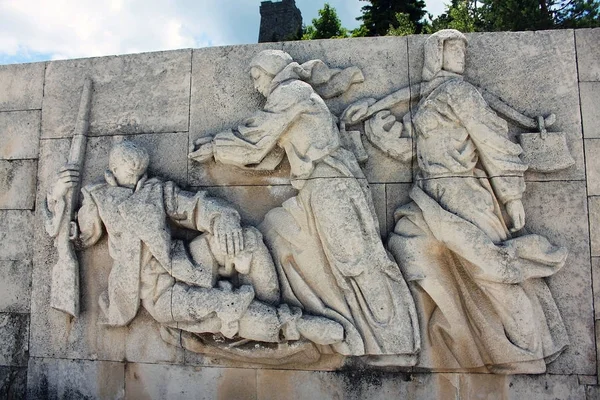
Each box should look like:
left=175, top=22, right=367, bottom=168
left=357, top=0, right=427, bottom=35
left=302, top=3, right=348, bottom=40
left=425, top=0, right=599, bottom=33
left=387, top=12, right=417, bottom=36
left=425, top=0, right=479, bottom=33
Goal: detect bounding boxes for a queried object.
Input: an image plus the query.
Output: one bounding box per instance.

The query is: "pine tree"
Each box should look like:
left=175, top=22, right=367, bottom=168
left=357, top=0, right=427, bottom=35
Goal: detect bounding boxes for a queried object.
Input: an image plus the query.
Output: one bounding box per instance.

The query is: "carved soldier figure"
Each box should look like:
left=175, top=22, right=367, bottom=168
left=190, top=50, right=420, bottom=366
left=343, top=29, right=570, bottom=373
left=44, top=141, right=343, bottom=360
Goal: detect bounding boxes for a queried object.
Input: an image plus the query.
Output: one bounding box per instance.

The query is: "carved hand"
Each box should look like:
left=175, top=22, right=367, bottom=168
left=188, top=136, right=215, bottom=163
left=49, top=164, right=80, bottom=202
left=506, top=199, right=525, bottom=232
left=341, top=98, right=376, bottom=125
left=214, top=213, right=244, bottom=257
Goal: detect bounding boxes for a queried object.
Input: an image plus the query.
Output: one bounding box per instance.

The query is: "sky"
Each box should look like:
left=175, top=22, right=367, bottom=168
left=0, top=0, right=447, bottom=65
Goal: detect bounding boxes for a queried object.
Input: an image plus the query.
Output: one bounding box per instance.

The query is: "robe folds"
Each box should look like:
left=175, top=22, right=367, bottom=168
left=212, top=72, right=420, bottom=359
left=388, top=76, right=569, bottom=373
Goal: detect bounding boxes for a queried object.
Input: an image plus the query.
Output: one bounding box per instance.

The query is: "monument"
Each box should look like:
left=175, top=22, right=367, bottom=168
left=0, top=28, right=598, bottom=398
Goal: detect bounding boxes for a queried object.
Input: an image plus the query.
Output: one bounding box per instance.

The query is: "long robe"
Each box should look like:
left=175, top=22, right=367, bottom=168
left=388, top=76, right=569, bottom=373
left=212, top=70, right=420, bottom=359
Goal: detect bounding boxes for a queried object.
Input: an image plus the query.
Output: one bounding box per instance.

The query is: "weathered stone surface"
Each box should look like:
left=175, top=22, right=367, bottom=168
left=0, top=313, right=28, bottom=367
left=581, top=83, right=600, bottom=139
left=587, top=385, right=600, bottom=400
left=523, top=181, right=594, bottom=374
left=189, top=43, right=290, bottom=187
left=576, top=28, right=600, bottom=82
left=125, top=363, right=256, bottom=400
left=30, top=139, right=127, bottom=361
left=385, top=183, right=412, bottom=238
left=0, top=62, right=45, bottom=112
left=196, top=185, right=297, bottom=227
left=586, top=140, right=600, bottom=196
left=593, top=257, right=600, bottom=320
left=125, top=309, right=184, bottom=365
left=0, top=160, right=37, bottom=210
left=27, top=357, right=124, bottom=399
left=590, top=198, right=600, bottom=256
left=0, top=210, right=33, bottom=260
left=0, top=261, right=31, bottom=313
left=284, top=37, right=413, bottom=184
left=41, top=50, right=191, bottom=139
left=409, top=31, right=584, bottom=182
left=0, top=111, right=41, bottom=160
left=82, top=132, right=188, bottom=187
left=256, top=371, right=585, bottom=399
left=0, top=367, right=27, bottom=400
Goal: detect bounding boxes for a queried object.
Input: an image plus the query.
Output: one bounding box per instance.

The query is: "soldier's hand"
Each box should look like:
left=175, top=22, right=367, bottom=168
left=50, top=164, right=80, bottom=201
left=188, top=136, right=215, bottom=163
left=341, top=98, right=376, bottom=125
left=214, top=213, right=244, bottom=257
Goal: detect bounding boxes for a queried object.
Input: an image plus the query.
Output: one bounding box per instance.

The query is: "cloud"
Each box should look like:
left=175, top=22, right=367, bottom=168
left=0, top=0, right=447, bottom=64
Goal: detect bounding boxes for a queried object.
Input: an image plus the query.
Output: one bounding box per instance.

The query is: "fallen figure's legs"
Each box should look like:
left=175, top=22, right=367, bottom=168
left=141, top=227, right=344, bottom=350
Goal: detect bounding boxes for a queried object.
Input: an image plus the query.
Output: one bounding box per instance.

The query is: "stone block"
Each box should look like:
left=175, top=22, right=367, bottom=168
left=0, top=210, right=33, bottom=260
left=256, top=370, right=584, bottom=400
left=41, top=50, right=191, bottom=139
left=196, top=185, right=297, bottom=227
left=0, top=367, right=27, bottom=400
left=581, top=83, right=600, bottom=139
left=27, top=357, right=124, bottom=399
left=0, top=62, right=45, bottom=112
left=409, top=31, right=584, bottom=182
left=586, top=140, right=600, bottom=196
left=82, top=132, right=189, bottom=188
left=0, top=160, right=37, bottom=210
left=125, top=308, right=184, bottom=365
left=576, top=28, right=600, bottom=82
left=587, top=385, right=600, bottom=400
left=125, top=363, right=256, bottom=400
left=0, top=261, right=31, bottom=313
left=591, top=198, right=600, bottom=256
left=523, top=181, right=595, bottom=374
left=385, top=183, right=412, bottom=237
left=0, top=313, right=28, bottom=367
left=593, top=258, right=600, bottom=320
left=0, top=110, right=41, bottom=160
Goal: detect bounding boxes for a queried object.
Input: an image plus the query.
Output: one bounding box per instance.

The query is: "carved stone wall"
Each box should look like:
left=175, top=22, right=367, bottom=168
left=0, top=29, right=598, bottom=399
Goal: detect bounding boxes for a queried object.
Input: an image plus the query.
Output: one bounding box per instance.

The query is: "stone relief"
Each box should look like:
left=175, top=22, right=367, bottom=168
left=189, top=50, right=420, bottom=367
left=43, top=30, right=573, bottom=373
left=342, top=30, right=570, bottom=373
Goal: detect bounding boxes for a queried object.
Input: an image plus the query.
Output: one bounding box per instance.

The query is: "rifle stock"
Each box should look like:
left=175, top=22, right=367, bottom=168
left=49, top=77, right=93, bottom=317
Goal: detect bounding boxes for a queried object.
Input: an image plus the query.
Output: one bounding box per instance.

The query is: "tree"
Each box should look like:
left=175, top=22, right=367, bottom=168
left=357, top=0, right=427, bottom=35
left=478, top=0, right=600, bottom=31
left=387, top=12, right=417, bottom=36
left=425, top=0, right=479, bottom=33
left=302, top=3, right=348, bottom=40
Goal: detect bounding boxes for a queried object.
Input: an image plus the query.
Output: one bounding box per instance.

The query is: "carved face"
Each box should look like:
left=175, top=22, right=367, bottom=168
left=111, top=164, right=145, bottom=189
left=250, top=67, right=273, bottom=97
left=442, top=39, right=466, bottom=74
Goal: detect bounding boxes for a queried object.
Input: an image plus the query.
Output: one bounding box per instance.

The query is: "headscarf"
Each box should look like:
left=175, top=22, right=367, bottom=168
left=249, top=49, right=364, bottom=99
left=422, top=29, right=467, bottom=82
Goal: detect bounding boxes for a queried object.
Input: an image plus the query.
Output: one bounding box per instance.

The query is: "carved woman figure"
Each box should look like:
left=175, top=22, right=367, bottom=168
left=344, top=29, right=569, bottom=373
left=190, top=50, right=420, bottom=365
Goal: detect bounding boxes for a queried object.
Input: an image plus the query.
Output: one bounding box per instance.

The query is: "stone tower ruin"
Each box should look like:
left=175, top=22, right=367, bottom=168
left=258, top=0, right=302, bottom=43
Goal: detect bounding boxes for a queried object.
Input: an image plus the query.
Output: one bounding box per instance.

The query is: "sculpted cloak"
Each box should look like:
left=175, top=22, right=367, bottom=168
left=211, top=60, right=420, bottom=361
left=388, top=75, right=569, bottom=373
